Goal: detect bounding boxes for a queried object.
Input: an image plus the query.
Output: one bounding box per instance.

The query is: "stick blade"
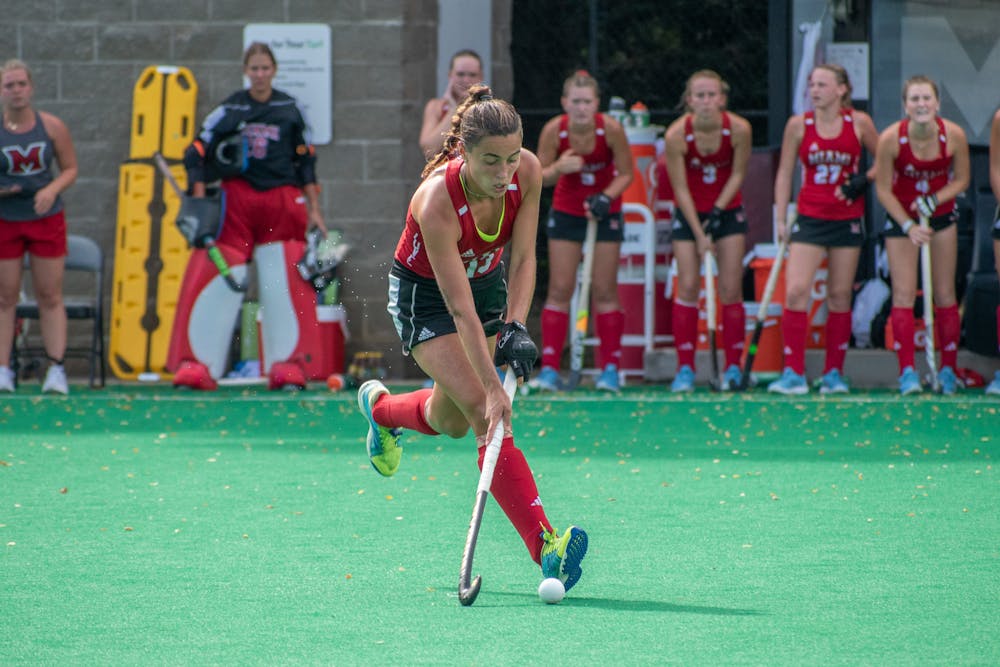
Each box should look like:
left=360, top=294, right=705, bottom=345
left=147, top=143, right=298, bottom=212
left=458, top=575, right=482, bottom=606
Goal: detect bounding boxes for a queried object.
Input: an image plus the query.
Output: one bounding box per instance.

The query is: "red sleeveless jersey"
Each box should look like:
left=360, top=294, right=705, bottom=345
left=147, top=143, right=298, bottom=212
left=796, top=110, right=864, bottom=220
left=892, top=117, right=953, bottom=217
left=394, top=157, right=522, bottom=279
left=683, top=111, right=742, bottom=213
left=551, top=114, right=621, bottom=216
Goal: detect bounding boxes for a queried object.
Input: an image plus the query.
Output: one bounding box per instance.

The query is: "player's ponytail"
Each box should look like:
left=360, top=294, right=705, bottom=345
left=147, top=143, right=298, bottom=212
left=422, top=83, right=522, bottom=178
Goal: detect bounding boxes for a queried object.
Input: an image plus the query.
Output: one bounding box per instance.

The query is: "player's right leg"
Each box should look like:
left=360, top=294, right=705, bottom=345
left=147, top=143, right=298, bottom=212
left=670, top=238, right=701, bottom=392
left=166, top=243, right=248, bottom=390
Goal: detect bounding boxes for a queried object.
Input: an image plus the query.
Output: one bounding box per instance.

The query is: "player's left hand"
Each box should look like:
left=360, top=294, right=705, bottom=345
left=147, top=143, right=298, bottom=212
left=838, top=172, right=868, bottom=202
left=33, top=185, right=57, bottom=215
left=493, top=320, right=538, bottom=381
left=704, top=206, right=724, bottom=235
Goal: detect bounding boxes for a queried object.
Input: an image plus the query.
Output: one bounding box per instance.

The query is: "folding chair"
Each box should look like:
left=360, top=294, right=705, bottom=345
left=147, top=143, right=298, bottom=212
left=13, top=233, right=106, bottom=388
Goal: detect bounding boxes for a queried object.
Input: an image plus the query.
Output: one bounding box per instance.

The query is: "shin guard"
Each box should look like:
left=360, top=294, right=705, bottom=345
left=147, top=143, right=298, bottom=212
left=167, top=244, right=247, bottom=378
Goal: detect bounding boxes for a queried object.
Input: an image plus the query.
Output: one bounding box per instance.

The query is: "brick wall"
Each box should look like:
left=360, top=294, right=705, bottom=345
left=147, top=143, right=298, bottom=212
left=2, top=0, right=513, bottom=380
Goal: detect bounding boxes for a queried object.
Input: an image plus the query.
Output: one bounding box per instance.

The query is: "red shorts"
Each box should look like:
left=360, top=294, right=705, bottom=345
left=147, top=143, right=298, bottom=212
left=217, top=178, right=308, bottom=261
left=0, top=210, right=67, bottom=259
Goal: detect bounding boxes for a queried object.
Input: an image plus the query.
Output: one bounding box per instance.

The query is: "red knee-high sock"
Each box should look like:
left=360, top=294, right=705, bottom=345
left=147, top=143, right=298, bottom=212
left=371, top=388, right=438, bottom=435
left=934, top=304, right=960, bottom=370
left=721, top=302, right=745, bottom=368
left=478, top=437, right=553, bottom=564
left=891, top=307, right=915, bottom=372
left=824, top=310, right=852, bottom=373
left=540, top=306, right=569, bottom=370
left=595, top=310, right=625, bottom=368
left=781, top=308, right=809, bottom=374
left=672, top=299, right=699, bottom=369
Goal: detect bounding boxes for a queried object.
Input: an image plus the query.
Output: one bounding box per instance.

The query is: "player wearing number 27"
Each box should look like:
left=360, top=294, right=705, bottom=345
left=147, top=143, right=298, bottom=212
left=874, top=75, right=969, bottom=395
left=768, top=64, right=878, bottom=395
left=357, top=84, right=588, bottom=591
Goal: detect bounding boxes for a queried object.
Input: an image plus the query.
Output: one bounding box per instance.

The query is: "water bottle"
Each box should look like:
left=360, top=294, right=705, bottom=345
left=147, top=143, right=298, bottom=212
left=608, top=96, right=629, bottom=125
left=630, top=101, right=650, bottom=128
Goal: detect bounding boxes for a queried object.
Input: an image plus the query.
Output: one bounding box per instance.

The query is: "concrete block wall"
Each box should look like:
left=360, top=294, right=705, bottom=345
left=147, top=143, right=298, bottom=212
left=1, top=0, right=513, bottom=380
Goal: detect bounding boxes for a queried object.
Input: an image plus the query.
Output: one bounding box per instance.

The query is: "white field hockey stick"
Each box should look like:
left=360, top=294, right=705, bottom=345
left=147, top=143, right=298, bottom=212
left=567, top=215, right=598, bottom=389
left=704, top=250, right=721, bottom=391
left=458, top=366, right=519, bottom=606
left=741, top=233, right=790, bottom=390
left=919, top=215, right=939, bottom=392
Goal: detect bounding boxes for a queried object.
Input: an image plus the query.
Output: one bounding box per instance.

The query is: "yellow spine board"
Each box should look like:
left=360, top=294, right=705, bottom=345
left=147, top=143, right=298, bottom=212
left=109, top=66, right=198, bottom=380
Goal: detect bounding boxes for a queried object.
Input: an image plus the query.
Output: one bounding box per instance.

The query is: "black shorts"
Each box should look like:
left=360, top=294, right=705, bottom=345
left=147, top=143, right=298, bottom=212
left=790, top=215, right=865, bottom=248
left=993, top=210, right=1000, bottom=240
left=388, top=260, right=507, bottom=354
left=670, top=205, right=747, bottom=242
left=545, top=209, right=625, bottom=243
left=881, top=211, right=956, bottom=238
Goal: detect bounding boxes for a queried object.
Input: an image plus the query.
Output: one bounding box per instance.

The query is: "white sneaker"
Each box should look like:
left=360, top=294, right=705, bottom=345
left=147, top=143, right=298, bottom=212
left=0, top=365, right=14, bottom=392
left=42, top=364, right=69, bottom=395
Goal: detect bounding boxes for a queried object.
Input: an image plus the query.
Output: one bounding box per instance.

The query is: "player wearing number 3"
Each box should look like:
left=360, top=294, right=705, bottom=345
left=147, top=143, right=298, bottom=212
left=769, top=64, right=878, bottom=395
left=664, top=70, right=753, bottom=391
left=357, top=85, right=588, bottom=591
left=875, top=75, right=969, bottom=395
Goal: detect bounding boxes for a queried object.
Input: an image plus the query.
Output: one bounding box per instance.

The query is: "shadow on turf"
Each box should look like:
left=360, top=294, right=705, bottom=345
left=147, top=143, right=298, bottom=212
left=480, top=591, right=763, bottom=615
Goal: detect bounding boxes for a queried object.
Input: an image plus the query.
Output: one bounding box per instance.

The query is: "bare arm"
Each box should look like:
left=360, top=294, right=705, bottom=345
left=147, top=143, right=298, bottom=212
left=713, top=112, right=751, bottom=211
left=932, top=120, right=970, bottom=206
left=600, top=114, right=634, bottom=200
left=419, top=97, right=454, bottom=158
left=505, top=151, right=542, bottom=324
left=854, top=110, right=880, bottom=180
left=663, top=118, right=702, bottom=240
left=537, top=116, right=582, bottom=187
left=773, top=114, right=803, bottom=232
left=37, top=112, right=78, bottom=214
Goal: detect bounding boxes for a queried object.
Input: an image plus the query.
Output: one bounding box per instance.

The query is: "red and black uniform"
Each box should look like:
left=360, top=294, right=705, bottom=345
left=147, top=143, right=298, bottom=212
left=672, top=111, right=747, bottom=372
left=888, top=117, right=960, bottom=374
left=684, top=111, right=742, bottom=214
left=378, top=156, right=554, bottom=564
left=781, top=110, right=867, bottom=377
left=541, top=114, right=625, bottom=371
left=551, top=114, right=621, bottom=217
left=797, top=110, right=864, bottom=221
left=891, top=117, right=953, bottom=221
left=0, top=112, right=66, bottom=259
left=390, top=157, right=522, bottom=352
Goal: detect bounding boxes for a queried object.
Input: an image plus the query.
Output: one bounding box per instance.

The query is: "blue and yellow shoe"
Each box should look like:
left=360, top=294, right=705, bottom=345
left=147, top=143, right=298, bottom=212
left=899, top=366, right=921, bottom=396
left=540, top=525, right=588, bottom=592
left=358, top=380, right=402, bottom=476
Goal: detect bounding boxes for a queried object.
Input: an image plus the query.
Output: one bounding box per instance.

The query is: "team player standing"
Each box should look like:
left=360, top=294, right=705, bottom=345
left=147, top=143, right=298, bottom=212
left=769, top=64, right=879, bottom=395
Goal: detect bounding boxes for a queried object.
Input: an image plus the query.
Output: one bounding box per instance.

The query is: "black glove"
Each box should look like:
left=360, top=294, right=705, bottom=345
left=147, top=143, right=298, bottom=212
left=493, top=320, right=538, bottom=381
left=704, top=206, right=724, bottom=235
left=914, top=193, right=938, bottom=219
left=585, top=192, right=612, bottom=223
left=840, top=172, right=868, bottom=200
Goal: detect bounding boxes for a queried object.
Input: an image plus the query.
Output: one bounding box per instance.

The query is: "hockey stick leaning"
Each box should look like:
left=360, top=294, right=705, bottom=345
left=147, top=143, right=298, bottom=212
left=152, top=152, right=247, bottom=293
left=567, top=215, right=598, bottom=390
left=740, top=235, right=789, bottom=390
left=458, top=366, right=519, bottom=606
left=919, top=215, right=939, bottom=392
left=704, top=250, right=721, bottom=391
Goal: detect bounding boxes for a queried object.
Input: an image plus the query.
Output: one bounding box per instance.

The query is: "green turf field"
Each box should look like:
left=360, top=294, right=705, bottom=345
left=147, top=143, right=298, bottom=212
left=2, top=384, right=998, bottom=666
